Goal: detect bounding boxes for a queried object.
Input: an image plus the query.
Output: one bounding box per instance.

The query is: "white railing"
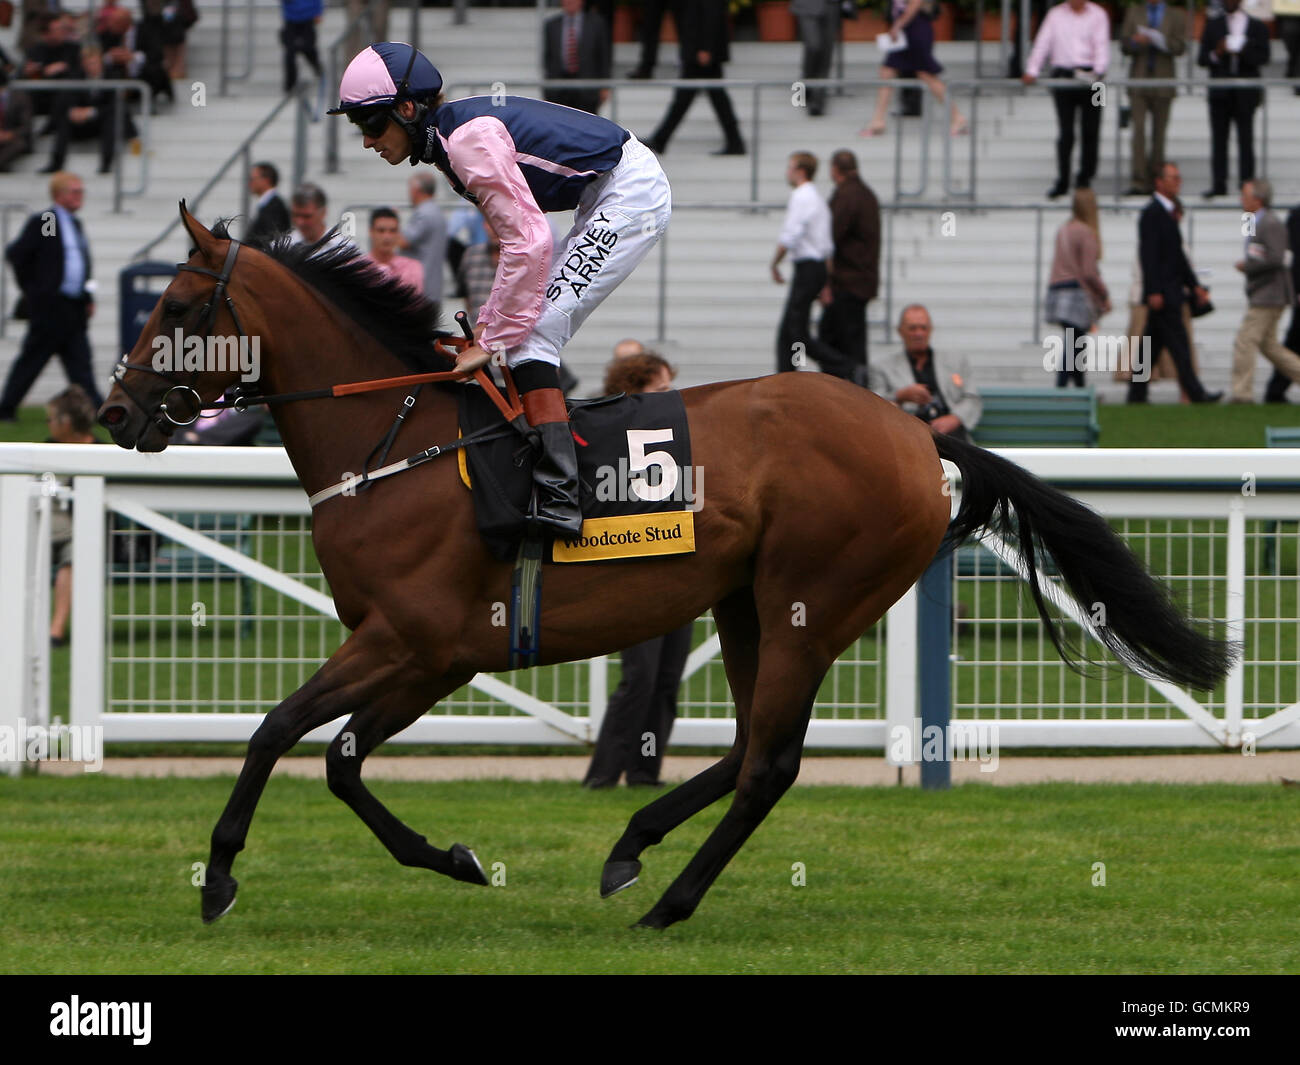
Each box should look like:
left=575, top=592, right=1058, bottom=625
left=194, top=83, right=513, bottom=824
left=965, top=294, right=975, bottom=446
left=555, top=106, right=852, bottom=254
left=2, top=443, right=1299, bottom=774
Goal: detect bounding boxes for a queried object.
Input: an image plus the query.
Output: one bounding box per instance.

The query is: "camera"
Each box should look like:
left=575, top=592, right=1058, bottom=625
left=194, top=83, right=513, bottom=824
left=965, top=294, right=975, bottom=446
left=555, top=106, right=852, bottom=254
left=917, top=401, right=944, bottom=423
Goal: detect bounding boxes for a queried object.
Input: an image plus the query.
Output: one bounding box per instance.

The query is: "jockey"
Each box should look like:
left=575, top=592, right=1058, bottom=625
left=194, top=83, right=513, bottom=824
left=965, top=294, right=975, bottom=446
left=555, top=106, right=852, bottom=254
left=328, top=42, right=672, bottom=540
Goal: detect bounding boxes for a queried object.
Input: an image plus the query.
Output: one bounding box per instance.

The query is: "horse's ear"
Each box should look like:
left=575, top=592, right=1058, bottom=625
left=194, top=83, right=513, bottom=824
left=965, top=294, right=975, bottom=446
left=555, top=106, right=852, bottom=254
left=178, top=200, right=217, bottom=259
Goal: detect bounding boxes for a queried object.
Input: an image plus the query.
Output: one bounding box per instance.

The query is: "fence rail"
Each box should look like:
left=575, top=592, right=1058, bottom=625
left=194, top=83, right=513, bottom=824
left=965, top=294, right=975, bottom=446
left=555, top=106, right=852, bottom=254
left=2, top=444, right=1299, bottom=774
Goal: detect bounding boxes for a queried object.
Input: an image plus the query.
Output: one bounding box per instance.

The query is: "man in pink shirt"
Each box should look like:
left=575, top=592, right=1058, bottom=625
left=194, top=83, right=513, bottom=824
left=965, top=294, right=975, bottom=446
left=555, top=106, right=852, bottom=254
left=1022, top=0, right=1112, bottom=199
left=363, top=206, right=424, bottom=296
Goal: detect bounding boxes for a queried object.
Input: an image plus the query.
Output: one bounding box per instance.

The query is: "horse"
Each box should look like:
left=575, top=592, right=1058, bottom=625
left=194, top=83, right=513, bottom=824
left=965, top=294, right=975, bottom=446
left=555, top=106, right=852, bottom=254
left=98, top=205, right=1234, bottom=929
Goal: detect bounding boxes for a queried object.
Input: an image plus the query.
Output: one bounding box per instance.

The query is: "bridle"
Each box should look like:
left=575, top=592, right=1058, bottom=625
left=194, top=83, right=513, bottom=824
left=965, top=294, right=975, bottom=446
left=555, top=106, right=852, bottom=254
left=112, top=239, right=249, bottom=433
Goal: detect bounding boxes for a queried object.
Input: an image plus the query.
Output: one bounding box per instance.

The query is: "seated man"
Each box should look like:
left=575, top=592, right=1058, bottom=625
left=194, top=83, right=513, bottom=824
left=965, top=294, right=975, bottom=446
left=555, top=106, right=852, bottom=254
left=45, top=47, right=138, bottom=174
left=868, top=303, right=982, bottom=444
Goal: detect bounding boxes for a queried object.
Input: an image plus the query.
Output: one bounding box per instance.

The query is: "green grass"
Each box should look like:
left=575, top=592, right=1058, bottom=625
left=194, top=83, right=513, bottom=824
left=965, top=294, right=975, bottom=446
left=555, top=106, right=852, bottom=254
left=1097, top=401, right=1300, bottom=448
left=1, top=777, right=1297, bottom=974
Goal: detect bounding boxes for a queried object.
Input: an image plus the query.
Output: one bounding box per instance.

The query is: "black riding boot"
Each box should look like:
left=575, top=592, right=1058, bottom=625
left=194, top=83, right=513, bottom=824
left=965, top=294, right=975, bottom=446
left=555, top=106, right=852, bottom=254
left=514, top=361, right=583, bottom=539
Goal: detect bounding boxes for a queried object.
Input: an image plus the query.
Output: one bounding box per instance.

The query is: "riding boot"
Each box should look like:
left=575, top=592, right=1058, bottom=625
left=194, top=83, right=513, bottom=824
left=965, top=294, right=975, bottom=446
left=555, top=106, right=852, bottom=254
left=514, top=362, right=583, bottom=539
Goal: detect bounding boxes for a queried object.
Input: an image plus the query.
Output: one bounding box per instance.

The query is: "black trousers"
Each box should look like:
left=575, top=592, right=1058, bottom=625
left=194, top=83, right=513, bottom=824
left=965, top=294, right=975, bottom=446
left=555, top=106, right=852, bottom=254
left=634, top=0, right=677, bottom=71
left=1207, top=92, right=1258, bottom=194
left=48, top=93, right=135, bottom=171
left=776, top=259, right=853, bottom=376
left=797, top=6, right=840, bottom=113
left=0, top=296, right=103, bottom=416
left=281, top=20, right=322, bottom=93
left=648, top=58, right=744, bottom=150
left=1264, top=308, right=1300, bottom=401
left=1126, top=301, right=1207, bottom=403
left=583, top=623, right=692, bottom=786
left=1051, top=80, right=1102, bottom=187
left=544, top=85, right=602, bottom=116
left=818, top=289, right=868, bottom=375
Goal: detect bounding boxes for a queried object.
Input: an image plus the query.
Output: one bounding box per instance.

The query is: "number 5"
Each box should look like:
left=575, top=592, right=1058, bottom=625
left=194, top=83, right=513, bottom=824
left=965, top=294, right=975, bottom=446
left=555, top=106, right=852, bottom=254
left=626, top=428, right=678, bottom=502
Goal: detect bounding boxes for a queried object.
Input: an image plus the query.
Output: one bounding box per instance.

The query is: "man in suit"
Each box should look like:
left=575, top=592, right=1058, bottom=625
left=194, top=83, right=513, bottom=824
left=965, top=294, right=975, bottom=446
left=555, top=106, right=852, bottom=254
left=1263, top=200, right=1300, bottom=401
left=398, top=172, right=446, bottom=315
left=0, top=172, right=103, bottom=420
left=245, top=161, right=291, bottom=245
left=644, top=0, right=745, bottom=155
left=820, top=148, right=879, bottom=377
left=23, top=13, right=82, bottom=124
left=1198, top=0, right=1270, bottom=199
left=45, top=48, right=138, bottom=176
left=99, top=5, right=172, bottom=104
left=791, top=0, right=841, bottom=117
left=542, top=0, right=610, bottom=116
left=868, top=304, right=982, bottom=444
left=1228, top=179, right=1300, bottom=402
left=1120, top=2, right=1187, bottom=196
left=1128, top=162, right=1221, bottom=403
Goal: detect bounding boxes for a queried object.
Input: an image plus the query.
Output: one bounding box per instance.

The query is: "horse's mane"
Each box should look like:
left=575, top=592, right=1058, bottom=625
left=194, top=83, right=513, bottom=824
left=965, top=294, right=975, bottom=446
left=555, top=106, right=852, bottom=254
left=209, top=217, right=448, bottom=375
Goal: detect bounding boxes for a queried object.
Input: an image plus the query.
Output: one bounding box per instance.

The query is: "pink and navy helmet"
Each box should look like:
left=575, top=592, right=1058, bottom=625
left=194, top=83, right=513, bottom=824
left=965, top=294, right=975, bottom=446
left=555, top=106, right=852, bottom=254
left=327, top=42, right=443, bottom=116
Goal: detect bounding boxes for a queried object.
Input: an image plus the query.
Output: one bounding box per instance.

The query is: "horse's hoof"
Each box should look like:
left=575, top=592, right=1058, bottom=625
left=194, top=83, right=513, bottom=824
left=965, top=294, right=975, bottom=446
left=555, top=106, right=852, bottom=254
left=201, top=872, right=238, bottom=924
left=633, top=900, right=690, bottom=930
left=600, top=859, right=641, bottom=898
left=449, top=843, right=489, bottom=885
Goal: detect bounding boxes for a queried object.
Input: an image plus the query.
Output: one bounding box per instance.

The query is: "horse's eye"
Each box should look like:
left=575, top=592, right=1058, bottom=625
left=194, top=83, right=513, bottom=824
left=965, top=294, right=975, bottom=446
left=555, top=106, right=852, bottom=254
left=163, top=300, right=187, bottom=318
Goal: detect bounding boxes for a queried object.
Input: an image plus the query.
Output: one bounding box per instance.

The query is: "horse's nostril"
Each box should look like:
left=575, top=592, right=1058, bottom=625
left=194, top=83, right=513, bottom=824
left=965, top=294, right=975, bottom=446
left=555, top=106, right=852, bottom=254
left=100, top=405, right=125, bottom=427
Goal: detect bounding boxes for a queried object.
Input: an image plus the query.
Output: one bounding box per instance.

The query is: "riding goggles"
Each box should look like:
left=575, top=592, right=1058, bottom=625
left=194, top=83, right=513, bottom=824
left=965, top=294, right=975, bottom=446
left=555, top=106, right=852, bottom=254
left=349, top=107, right=392, bottom=138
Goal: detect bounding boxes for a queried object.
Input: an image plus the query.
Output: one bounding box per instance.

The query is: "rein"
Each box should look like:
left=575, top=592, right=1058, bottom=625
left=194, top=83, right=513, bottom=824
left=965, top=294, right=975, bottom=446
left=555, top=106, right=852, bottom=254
left=113, top=238, right=532, bottom=494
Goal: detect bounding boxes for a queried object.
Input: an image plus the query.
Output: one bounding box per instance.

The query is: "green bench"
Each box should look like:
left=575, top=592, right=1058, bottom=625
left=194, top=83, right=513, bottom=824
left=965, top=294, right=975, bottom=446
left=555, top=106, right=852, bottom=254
left=971, top=386, right=1100, bottom=448
left=1262, top=426, right=1300, bottom=573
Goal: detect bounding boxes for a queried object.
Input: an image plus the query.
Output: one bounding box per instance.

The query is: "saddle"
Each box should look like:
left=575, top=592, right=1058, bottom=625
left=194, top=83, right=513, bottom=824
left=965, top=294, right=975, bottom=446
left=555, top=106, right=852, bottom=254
left=457, top=382, right=697, bottom=564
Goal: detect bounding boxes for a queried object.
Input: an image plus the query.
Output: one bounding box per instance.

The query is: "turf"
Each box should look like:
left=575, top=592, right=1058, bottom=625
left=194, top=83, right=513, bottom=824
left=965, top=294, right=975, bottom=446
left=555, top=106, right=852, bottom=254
left=2, top=776, right=1297, bottom=974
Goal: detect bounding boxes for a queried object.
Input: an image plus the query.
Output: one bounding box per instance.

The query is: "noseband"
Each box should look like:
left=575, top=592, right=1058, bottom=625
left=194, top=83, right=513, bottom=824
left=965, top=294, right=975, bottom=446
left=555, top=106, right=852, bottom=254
left=112, top=239, right=251, bottom=432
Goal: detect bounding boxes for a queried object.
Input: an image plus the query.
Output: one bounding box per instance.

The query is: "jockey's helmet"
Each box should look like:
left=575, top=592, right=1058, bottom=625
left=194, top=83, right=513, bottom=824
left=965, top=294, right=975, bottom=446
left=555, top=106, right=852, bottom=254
left=327, top=43, right=442, bottom=146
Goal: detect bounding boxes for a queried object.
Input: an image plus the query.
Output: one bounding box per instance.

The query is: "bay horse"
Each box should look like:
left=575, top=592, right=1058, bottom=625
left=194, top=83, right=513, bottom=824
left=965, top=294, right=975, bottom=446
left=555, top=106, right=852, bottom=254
left=99, top=206, right=1232, bottom=929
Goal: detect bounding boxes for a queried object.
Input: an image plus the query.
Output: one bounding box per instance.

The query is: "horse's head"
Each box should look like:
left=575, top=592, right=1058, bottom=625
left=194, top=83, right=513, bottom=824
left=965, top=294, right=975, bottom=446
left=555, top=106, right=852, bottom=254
left=99, top=202, right=261, bottom=452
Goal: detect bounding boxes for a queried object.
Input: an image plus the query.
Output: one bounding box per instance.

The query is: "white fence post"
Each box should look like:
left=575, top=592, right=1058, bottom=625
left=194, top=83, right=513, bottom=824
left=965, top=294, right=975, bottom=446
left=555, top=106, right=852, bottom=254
left=884, top=586, right=918, bottom=767
left=70, top=476, right=106, bottom=732
left=1224, top=495, right=1245, bottom=748
left=0, top=475, right=33, bottom=775
left=587, top=655, right=607, bottom=743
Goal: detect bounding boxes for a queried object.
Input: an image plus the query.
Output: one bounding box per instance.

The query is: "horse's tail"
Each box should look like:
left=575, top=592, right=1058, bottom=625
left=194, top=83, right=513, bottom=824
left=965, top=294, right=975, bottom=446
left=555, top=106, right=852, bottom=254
left=932, top=431, right=1237, bottom=691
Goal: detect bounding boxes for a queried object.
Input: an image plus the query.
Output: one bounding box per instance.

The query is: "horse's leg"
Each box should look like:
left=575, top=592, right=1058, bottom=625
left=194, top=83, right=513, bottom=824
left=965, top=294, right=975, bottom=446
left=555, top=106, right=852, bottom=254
left=202, top=624, right=415, bottom=922
left=599, top=587, right=759, bottom=897
left=632, top=642, right=823, bottom=930
left=323, top=671, right=489, bottom=885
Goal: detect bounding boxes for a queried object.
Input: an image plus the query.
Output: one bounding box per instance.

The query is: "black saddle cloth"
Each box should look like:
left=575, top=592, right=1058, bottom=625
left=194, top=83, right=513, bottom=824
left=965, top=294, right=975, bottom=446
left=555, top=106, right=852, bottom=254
left=458, top=384, right=693, bottom=562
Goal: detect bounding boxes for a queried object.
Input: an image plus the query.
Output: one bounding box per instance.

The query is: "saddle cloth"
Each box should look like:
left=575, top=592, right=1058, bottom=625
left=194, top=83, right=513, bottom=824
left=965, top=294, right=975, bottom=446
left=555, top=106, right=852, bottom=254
left=456, top=385, right=697, bottom=563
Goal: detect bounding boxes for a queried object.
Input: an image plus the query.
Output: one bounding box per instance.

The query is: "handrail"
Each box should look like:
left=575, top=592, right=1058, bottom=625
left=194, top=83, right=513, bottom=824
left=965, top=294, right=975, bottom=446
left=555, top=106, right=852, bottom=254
left=130, top=83, right=314, bottom=262
left=218, top=0, right=257, bottom=97
left=9, top=79, right=152, bottom=213
left=324, top=5, right=376, bottom=175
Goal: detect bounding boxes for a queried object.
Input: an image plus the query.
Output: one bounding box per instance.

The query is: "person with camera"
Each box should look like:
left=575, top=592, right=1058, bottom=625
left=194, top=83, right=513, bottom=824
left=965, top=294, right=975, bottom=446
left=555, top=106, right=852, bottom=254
left=867, top=303, right=982, bottom=444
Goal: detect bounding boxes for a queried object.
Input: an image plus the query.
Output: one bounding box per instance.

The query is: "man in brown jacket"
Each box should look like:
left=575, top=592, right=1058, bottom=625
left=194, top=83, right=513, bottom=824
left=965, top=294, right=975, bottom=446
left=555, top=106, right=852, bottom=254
left=819, top=149, right=880, bottom=379
left=1120, top=2, right=1187, bottom=196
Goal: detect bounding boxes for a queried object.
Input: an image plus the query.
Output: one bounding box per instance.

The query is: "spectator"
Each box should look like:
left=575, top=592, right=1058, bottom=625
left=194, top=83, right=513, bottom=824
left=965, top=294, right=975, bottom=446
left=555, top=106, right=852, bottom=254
left=99, top=5, right=172, bottom=105
left=771, top=152, right=841, bottom=377
left=861, top=0, right=967, bottom=137
left=24, top=13, right=83, bottom=125
left=1263, top=197, right=1300, bottom=401
left=583, top=350, right=692, bottom=790
left=1128, top=162, right=1221, bottom=403
left=245, top=161, right=291, bottom=245
left=1198, top=0, right=1269, bottom=198
left=363, top=207, right=423, bottom=296
left=1021, top=0, right=1111, bottom=199
left=288, top=182, right=353, bottom=254
left=45, top=384, right=101, bottom=647
left=45, top=47, right=137, bottom=175
left=792, top=0, right=840, bottom=117
left=627, top=0, right=680, bottom=79
left=280, top=0, right=323, bottom=95
left=643, top=0, right=745, bottom=156
left=0, top=66, right=35, bottom=172
left=1045, top=187, right=1111, bottom=387
left=444, top=203, right=486, bottom=298
left=1228, top=178, right=1300, bottom=402
left=543, top=0, right=610, bottom=116
left=869, top=304, right=982, bottom=443
left=820, top=148, right=880, bottom=379
left=345, top=0, right=389, bottom=63
left=398, top=172, right=446, bottom=316
left=0, top=172, right=103, bottom=421
left=158, top=0, right=198, bottom=79
left=456, top=213, right=499, bottom=323
left=613, top=337, right=649, bottom=359
left=1120, top=1, right=1187, bottom=196
left=1278, top=0, right=1300, bottom=96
